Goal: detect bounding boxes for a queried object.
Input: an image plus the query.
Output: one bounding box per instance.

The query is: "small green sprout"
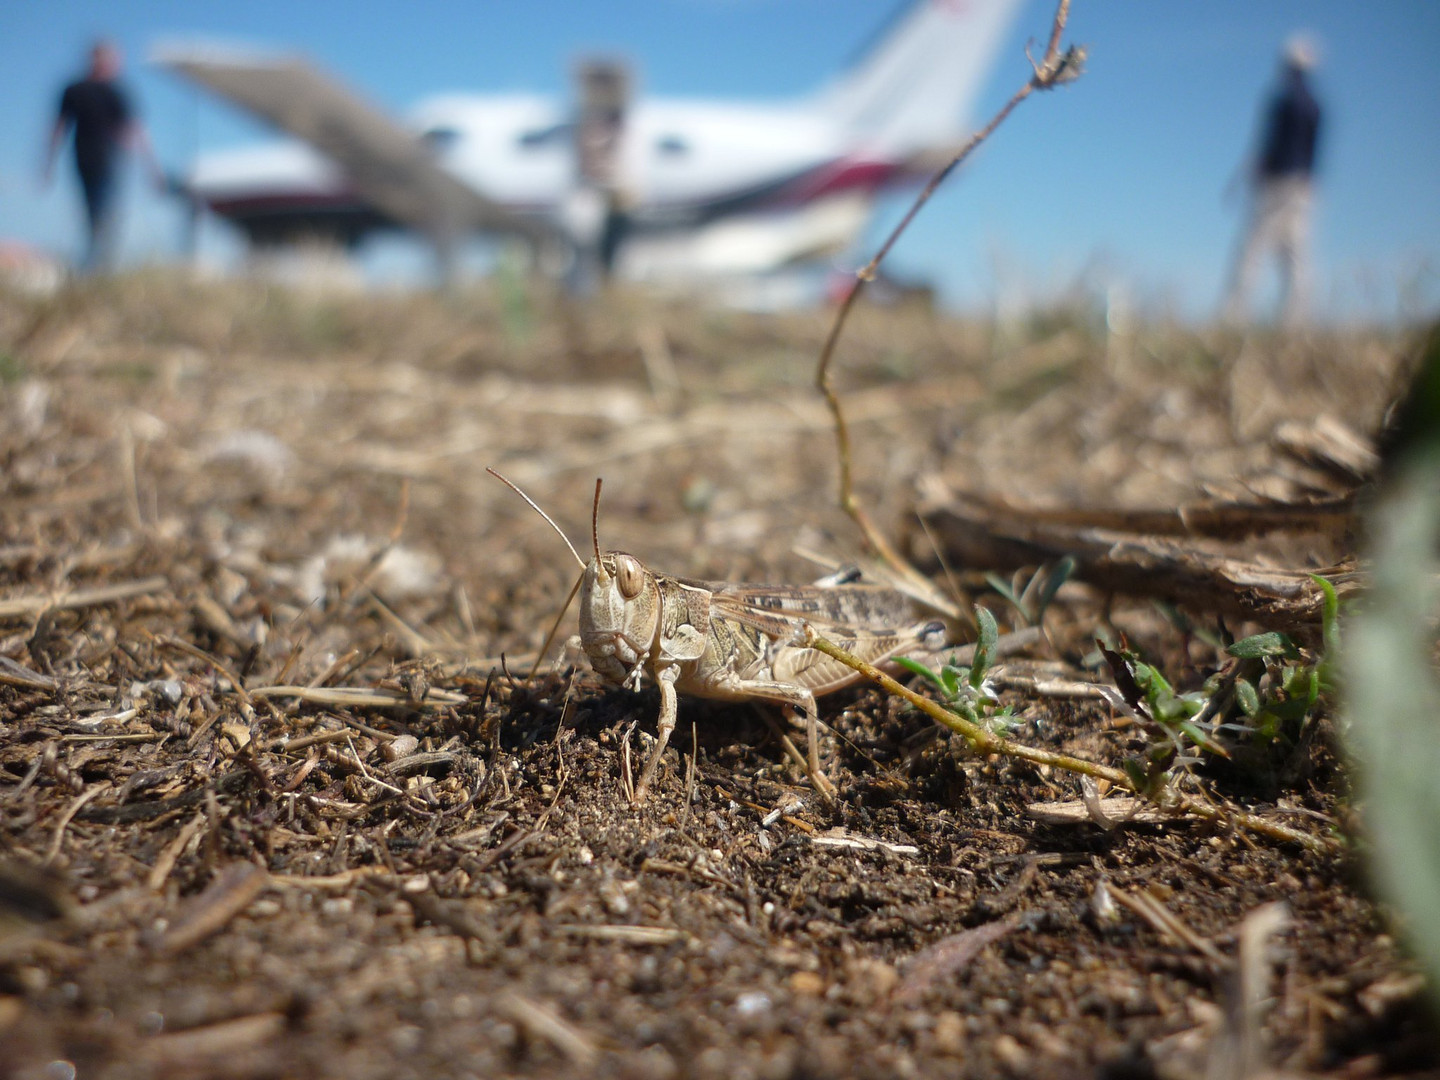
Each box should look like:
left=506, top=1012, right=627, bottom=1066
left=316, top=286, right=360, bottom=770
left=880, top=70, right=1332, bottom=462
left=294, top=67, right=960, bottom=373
left=985, top=556, right=1075, bottom=626
left=896, top=606, right=1018, bottom=735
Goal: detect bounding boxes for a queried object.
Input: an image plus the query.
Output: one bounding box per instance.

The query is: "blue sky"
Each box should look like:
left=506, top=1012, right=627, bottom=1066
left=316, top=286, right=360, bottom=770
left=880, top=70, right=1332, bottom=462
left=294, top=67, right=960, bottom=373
left=2, top=1, right=1437, bottom=321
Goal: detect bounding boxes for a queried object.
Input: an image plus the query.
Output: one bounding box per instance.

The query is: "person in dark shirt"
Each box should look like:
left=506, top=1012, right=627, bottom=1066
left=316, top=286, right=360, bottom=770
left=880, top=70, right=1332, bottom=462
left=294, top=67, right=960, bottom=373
left=1222, top=35, right=1323, bottom=326
left=42, top=40, right=163, bottom=272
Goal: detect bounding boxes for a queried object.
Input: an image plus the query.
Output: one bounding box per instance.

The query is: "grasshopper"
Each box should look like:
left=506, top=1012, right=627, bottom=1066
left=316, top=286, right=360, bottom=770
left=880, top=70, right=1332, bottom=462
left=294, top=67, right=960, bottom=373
left=490, top=469, right=946, bottom=804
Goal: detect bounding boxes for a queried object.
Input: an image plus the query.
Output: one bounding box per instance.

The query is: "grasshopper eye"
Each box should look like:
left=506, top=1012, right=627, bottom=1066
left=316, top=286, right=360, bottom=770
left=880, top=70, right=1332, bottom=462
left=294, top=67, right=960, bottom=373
left=615, top=555, right=645, bottom=599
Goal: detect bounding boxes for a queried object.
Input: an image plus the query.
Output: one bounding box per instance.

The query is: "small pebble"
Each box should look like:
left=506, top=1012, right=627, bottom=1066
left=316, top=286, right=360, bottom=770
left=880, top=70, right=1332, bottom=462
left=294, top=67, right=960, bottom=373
left=735, top=991, right=771, bottom=1017
left=382, top=734, right=419, bottom=762
left=788, top=971, right=825, bottom=996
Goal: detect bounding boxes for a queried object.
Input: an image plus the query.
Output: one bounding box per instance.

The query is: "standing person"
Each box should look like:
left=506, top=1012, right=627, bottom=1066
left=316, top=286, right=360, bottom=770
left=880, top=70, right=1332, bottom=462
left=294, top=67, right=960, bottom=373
left=1222, top=35, right=1323, bottom=327
left=41, top=40, right=164, bottom=273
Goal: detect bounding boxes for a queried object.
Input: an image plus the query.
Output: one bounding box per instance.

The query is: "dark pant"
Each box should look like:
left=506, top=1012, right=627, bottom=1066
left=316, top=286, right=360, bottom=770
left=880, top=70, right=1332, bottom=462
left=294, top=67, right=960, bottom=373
left=76, top=163, right=118, bottom=272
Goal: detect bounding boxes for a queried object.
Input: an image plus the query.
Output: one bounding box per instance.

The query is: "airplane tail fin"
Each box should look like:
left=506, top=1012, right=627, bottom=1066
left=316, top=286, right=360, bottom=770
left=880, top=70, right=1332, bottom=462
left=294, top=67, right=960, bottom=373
left=815, top=0, right=1023, bottom=155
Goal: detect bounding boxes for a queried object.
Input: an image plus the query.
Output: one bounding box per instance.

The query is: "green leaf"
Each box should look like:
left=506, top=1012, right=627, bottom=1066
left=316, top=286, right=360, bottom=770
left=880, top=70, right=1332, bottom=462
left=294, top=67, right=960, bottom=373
left=1177, top=719, right=1230, bottom=757
left=1265, top=697, right=1311, bottom=723
left=895, top=656, right=943, bottom=690
left=1227, top=632, right=1300, bottom=660
left=984, top=573, right=1021, bottom=607
left=1134, top=661, right=1174, bottom=700
left=1311, top=573, right=1341, bottom=680
left=1122, top=757, right=1149, bottom=792
left=939, top=665, right=963, bottom=698
left=1032, top=555, right=1076, bottom=620
left=1282, top=665, right=1320, bottom=706
left=1234, top=677, right=1261, bottom=717
left=971, top=606, right=999, bottom=687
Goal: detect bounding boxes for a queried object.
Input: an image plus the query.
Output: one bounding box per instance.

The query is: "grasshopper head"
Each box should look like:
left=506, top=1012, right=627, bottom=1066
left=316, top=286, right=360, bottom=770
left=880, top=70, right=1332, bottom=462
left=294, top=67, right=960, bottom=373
left=579, top=551, right=660, bottom=688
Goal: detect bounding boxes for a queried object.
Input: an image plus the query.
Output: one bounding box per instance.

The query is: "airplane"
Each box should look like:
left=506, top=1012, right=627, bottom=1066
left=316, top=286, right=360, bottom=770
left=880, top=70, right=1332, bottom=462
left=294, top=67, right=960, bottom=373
left=154, top=0, right=1024, bottom=290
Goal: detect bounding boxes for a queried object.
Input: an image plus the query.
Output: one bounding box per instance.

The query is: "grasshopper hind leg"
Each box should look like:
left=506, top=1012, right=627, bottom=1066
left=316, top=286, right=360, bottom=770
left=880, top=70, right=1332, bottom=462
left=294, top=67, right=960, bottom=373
left=729, top=679, right=835, bottom=801
left=787, top=690, right=837, bottom=801
left=631, top=671, right=836, bottom=805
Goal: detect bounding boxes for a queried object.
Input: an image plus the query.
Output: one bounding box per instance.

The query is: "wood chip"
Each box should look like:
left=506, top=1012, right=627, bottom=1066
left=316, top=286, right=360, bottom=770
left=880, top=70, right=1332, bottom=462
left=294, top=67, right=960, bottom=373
left=152, top=862, right=270, bottom=954
left=1026, top=796, right=1170, bottom=826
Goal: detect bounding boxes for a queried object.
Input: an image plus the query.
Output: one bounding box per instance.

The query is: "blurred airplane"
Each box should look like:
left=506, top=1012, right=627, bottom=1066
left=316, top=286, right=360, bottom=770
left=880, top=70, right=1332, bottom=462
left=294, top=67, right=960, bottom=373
left=155, top=0, right=1022, bottom=288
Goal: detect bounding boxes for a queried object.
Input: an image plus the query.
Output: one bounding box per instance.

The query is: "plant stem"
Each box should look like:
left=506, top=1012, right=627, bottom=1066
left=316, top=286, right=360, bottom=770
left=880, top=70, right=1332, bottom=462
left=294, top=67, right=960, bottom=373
left=815, top=0, right=1077, bottom=582
left=803, top=628, right=1338, bottom=855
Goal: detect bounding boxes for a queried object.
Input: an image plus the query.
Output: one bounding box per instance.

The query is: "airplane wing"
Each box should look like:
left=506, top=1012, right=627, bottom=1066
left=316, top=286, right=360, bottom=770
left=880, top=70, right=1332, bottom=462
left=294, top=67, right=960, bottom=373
left=153, top=45, right=554, bottom=246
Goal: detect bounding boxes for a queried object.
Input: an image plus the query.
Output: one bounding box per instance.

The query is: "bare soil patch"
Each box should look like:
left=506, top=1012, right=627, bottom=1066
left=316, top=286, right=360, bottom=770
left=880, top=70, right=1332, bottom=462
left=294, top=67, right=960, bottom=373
left=1, top=275, right=1435, bottom=1078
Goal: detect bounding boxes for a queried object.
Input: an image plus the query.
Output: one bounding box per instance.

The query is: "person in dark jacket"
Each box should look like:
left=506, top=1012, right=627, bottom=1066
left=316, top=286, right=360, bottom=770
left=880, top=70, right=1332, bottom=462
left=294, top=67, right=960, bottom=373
left=1222, top=35, right=1323, bottom=326
left=41, top=41, right=163, bottom=273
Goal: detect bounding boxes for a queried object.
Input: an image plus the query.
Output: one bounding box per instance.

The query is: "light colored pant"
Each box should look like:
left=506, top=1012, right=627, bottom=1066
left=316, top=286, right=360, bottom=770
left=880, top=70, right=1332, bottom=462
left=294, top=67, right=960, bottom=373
left=1223, top=175, right=1314, bottom=326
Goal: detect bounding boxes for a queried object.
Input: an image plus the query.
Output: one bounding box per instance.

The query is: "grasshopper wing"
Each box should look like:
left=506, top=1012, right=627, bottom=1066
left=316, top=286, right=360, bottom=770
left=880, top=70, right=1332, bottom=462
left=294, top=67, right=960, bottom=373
left=709, top=583, right=944, bottom=697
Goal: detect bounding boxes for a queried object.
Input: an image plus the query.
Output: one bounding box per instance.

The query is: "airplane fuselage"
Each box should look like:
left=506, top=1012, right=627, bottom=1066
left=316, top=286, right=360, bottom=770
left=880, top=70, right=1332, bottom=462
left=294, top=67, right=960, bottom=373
left=167, top=0, right=1024, bottom=282
left=191, top=93, right=911, bottom=274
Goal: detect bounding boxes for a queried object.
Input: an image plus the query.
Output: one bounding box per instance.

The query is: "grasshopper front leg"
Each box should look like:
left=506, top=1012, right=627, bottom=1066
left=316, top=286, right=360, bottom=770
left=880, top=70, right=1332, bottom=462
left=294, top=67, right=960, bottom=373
left=633, top=665, right=681, bottom=805
left=633, top=669, right=836, bottom=804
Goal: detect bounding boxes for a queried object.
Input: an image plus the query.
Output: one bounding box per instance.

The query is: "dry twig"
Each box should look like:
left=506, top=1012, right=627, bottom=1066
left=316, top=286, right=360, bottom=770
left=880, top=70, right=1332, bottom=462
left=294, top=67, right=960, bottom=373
left=814, top=0, right=1081, bottom=582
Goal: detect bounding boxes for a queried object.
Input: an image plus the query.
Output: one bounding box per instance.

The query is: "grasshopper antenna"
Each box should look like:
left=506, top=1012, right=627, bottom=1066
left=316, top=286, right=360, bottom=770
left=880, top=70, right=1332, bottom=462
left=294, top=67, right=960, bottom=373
left=486, top=467, right=586, bottom=569
left=527, top=570, right=584, bottom=682
left=591, top=478, right=604, bottom=563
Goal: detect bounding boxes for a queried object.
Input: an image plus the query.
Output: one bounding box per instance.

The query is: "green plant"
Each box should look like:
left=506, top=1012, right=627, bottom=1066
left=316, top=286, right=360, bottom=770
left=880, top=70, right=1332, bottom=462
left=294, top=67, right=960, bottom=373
left=1098, top=581, right=1340, bottom=796
left=985, top=556, right=1075, bottom=626
left=1344, top=328, right=1440, bottom=994
left=895, top=605, right=1019, bottom=736
left=0, top=350, right=25, bottom=384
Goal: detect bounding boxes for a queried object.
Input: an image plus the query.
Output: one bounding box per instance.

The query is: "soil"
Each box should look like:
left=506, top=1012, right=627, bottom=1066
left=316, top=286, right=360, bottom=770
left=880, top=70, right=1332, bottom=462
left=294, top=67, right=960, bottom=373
left=0, top=275, right=1435, bottom=1079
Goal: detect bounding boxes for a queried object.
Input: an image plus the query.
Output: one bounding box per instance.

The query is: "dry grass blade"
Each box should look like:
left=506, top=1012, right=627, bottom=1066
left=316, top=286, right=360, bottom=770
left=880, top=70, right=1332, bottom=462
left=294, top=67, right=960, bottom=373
left=247, top=684, right=466, bottom=708
left=0, top=575, right=168, bottom=619
left=138, top=1012, right=288, bottom=1066
left=0, top=656, right=58, bottom=690
left=43, top=786, right=104, bottom=865
left=159, top=635, right=253, bottom=706
left=893, top=912, right=1025, bottom=1005
left=145, top=814, right=206, bottom=892
left=496, top=992, right=599, bottom=1069
left=556, top=924, right=689, bottom=946
left=1108, top=884, right=1231, bottom=968
left=1226, top=902, right=1293, bottom=1079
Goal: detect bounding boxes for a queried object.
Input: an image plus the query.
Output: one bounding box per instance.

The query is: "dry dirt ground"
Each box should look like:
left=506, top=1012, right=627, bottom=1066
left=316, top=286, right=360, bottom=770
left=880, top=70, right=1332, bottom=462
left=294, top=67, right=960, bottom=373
left=0, top=274, right=1435, bottom=1079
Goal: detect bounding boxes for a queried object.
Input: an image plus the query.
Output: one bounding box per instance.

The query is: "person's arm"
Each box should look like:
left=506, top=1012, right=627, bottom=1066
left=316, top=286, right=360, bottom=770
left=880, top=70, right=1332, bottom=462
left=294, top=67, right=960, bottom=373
left=41, top=89, right=73, bottom=188
left=124, top=120, right=167, bottom=191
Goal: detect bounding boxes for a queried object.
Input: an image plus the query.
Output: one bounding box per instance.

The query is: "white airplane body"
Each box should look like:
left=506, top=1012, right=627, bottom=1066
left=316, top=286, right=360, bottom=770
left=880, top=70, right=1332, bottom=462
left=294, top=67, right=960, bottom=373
left=160, top=0, right=1023, bottom=282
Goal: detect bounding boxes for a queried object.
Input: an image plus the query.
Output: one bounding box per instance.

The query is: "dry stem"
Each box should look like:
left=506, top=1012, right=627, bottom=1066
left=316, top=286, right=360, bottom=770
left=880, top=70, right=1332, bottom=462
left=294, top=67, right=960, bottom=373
left=815, top=0, right=1079, bottom=579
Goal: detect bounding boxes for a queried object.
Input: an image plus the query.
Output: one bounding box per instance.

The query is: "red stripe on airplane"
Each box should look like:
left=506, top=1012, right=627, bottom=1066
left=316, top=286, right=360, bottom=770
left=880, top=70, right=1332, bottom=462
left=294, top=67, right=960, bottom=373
left=777, top=159, right=907, bottom=204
